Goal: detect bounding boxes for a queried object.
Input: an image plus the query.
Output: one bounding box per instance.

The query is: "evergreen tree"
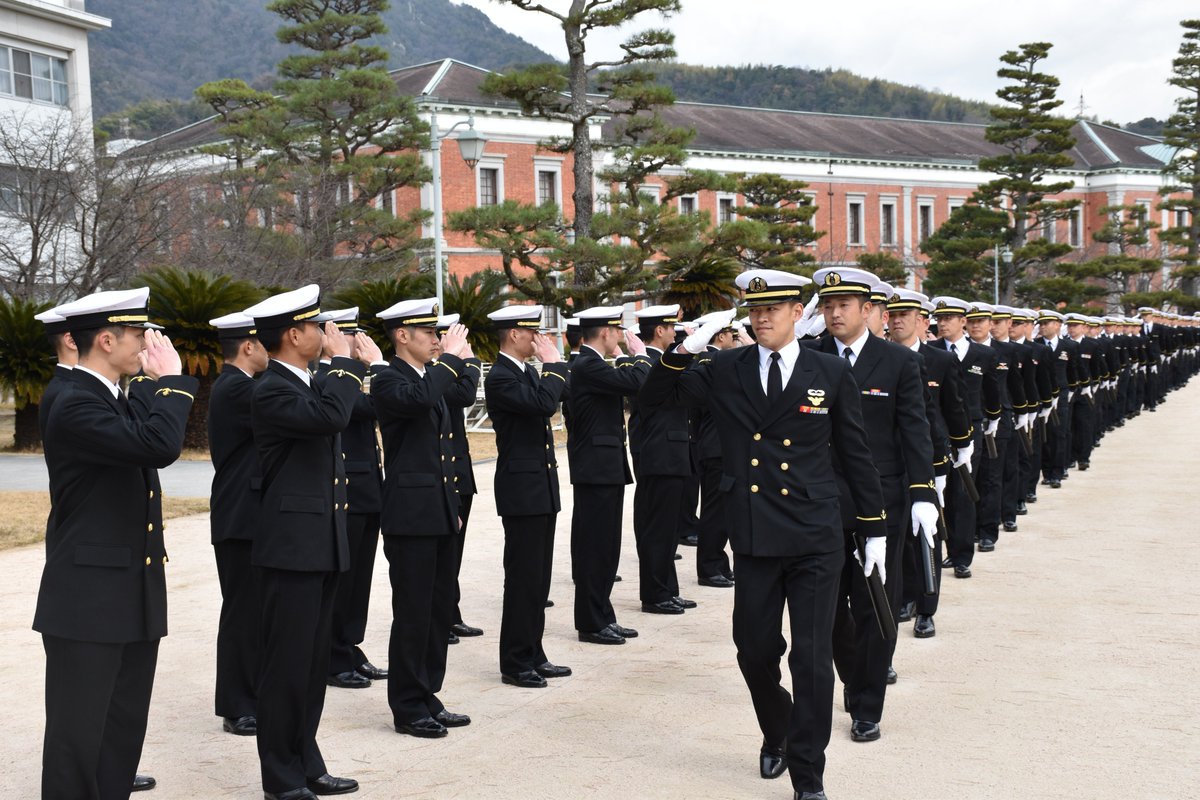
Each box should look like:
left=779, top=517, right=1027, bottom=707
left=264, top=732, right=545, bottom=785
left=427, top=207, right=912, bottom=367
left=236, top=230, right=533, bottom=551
left=733, top=173, right=822, bottom=275
left=1158, top=19, right=1200, bottom=312
left=193, top=0, right=431, bottom=287
left=920, top=204, right=1009, bottom=299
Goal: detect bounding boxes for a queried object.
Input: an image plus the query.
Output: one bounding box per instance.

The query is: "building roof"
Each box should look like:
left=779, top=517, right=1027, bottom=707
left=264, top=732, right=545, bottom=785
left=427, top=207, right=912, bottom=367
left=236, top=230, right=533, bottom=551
left=134, top=57, right=1172, bottom=173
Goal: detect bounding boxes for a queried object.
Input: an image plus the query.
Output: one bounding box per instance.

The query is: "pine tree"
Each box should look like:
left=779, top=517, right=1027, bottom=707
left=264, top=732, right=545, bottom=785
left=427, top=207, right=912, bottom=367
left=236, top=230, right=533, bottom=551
left=1158, top=19, right=1200, bottom=312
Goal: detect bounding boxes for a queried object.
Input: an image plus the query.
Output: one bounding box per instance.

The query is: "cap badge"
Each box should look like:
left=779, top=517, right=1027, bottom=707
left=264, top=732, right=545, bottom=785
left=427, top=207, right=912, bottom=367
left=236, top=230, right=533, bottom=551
left=431, top=302, right=440, bottom=315
left=936, top=300, right=947, bottom=309
left=890, top=293, right=901, bottom=303
left=748, top=276, right=767, bottom=293
left=824, top=272, right=842, bottom=287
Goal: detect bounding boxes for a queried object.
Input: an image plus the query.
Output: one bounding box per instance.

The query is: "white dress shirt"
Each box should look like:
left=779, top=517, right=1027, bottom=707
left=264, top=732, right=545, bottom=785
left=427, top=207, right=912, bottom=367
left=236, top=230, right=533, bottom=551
left=757, top=338, right=800, bottom=393
left=499, top=350, right=527, bottom=372
left=833, top=328, right=871, bottom=366
left=271, top=358, right=311, bottom=387
left=943, top=335, right=968, bottom=361
left=74, top=365, right=120, bottom=399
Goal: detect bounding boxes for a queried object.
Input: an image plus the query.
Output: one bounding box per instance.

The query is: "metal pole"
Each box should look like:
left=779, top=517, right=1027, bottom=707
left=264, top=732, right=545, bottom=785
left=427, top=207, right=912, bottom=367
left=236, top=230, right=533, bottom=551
left=430, top=110, right=444, bottom=308
left=993, top=245, right=999, bottom=304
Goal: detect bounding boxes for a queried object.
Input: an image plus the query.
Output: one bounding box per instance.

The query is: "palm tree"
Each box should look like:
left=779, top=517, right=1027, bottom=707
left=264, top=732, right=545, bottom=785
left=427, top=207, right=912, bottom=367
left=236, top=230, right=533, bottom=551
left=442, top=269, right=511, bottom=361
left=135, top=267, right=266, bottom=449
left=331, top=271, right=436, bottom=352
left=657, top=251, right=740, bottom=317
left=0, top=296, right=54, bottom=450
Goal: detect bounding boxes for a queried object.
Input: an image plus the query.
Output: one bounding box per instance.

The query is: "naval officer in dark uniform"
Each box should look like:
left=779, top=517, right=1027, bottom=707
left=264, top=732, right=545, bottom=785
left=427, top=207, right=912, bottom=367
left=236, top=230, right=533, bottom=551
left=207, top=312, right=269, bottom=736
left=34, top=306, right=78, bottom=439
left=244, top=285, right=369, bottom=800
left=37, top=287, right=196, bottom=800
left=483, top=305, right=572, bottom=687
left=638, top=269, right=887, bottom=800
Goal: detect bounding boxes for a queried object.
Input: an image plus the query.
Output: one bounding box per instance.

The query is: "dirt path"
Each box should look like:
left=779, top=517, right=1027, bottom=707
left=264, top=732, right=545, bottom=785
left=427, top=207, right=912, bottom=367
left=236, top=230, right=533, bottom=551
left=1, top=384, right=1197, bottom=799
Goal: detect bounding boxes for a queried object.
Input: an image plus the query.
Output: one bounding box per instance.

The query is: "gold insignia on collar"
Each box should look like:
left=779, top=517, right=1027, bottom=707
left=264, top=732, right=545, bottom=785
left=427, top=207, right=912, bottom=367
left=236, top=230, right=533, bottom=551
left=748, top=276, right=767, bottom=293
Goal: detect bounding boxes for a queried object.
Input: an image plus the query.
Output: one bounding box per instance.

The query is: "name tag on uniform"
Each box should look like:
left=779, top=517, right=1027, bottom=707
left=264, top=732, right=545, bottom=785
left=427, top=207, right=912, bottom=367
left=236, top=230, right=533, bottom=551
left=1081, top=354, right=1091, bottom=359
left=927, top=380, right=940, bottom=388
left=968, top=365, right=983, bottom=375
left=862, top=389, right=890, bottom=397
left=1059, top=352, right=1070, bottom=361
left=799, top=405, right=829, bottom=415
left=997, top=363, right=1009, bottom=370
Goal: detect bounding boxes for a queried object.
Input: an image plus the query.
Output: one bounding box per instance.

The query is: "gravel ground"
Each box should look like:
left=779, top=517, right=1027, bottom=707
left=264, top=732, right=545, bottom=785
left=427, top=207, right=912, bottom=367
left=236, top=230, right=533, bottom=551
left=0, top=384, right=1197, bottom=799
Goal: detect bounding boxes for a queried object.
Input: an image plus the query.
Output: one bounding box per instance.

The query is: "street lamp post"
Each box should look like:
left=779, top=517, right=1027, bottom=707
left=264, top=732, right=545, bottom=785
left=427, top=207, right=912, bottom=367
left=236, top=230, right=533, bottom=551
left=429, top=110, right=487, bottom=308
left=993, top=244, right=1013, bottom=304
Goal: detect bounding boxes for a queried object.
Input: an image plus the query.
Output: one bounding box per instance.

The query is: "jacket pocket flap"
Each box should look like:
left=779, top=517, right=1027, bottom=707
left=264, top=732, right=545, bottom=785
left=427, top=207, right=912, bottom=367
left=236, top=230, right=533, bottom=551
left=279, top=495, right=325, bottom=514
left=74, top=544, right=131, bottom=568
left=391, top=472, right=436, bottom=488
left=506, top=459, right=542, bottom=473
left=591, top=435, right=621, bottom=447
left=666, top=430, right=691, bottom=442
left=803, top=481, right=840, bottom=500
left=718, top=474, right=736, bottom=492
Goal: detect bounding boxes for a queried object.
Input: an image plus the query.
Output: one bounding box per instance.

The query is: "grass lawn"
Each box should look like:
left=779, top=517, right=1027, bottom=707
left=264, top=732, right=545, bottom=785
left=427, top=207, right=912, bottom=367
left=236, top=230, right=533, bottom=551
left=0, top=492, right=209, bottom=551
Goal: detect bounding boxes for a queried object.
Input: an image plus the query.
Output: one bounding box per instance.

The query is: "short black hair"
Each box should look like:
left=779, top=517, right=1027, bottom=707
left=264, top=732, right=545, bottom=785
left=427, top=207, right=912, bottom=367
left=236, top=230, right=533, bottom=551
left=72, top=325, right=125, bottom=358
left=220, top=337, right=254, bottom=361
left=637, top=322, right=668, bottom=343
left=255, top=326, right=285, bottom=354
left=581, top=325, right=608, bottom=343
left=565, top=328, right=582, bottom=349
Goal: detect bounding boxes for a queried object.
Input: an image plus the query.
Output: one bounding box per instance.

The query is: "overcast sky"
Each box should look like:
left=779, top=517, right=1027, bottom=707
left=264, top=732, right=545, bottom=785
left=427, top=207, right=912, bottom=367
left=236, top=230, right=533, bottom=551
left=453, top=0, right=1194, bottom=124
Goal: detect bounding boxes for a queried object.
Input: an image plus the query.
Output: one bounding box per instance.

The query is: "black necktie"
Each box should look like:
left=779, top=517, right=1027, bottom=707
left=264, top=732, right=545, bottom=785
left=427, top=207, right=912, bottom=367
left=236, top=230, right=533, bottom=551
left=767, top=352, right=782, bottom=403
left=843, top=347, right=854, bottom=366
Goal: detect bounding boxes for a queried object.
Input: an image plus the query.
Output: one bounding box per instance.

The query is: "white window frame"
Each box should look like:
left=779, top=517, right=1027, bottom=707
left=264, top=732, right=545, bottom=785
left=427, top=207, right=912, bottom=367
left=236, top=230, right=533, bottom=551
left=916, top=198, right=935, bottom=243
left=0, top=42, right=70, bottom=108
left=677, top=195, right=698, bottom=215
left=1069, top=208, right=1083, bottom=248
left=533, top=156, right=564, bottom=208
left=716, top=193, right=737, bottom=225
left=948, top=197, right=966, bottom=214
left=846, top=194, right=865, bottom=246
left=475, top=156, right=506, bottom=208
left=879, top=196, right=897, bottom=247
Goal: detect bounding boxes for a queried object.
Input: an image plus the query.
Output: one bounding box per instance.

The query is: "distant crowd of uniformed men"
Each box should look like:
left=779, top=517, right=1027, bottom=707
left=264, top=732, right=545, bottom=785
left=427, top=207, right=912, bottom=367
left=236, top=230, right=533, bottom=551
left=31, top=269, right=1198, bottom=800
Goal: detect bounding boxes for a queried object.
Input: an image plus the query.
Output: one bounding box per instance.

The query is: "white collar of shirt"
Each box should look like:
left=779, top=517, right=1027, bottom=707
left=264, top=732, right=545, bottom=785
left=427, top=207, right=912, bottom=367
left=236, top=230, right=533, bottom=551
left=757, top=338, right=800, bottom=393
left=907, top=339, right=921, bottom=353
left=74, top=365, right=120, bottom=399
left=1012, top=336, right=1026, bottom=344
left=834, top=328, right=871, bottom=364
left=581, top=343, right=605, bottom=359
left=1071, top=334, right=1084, bottom=343
left=1047, top=335, right=1060, bottom=349
left=981, top=336, right=995, bottom=347
left=272, top=358, right=311, bottom=387
left=56, top=362, right=73, bottom=370
left=499, top=350, right=527, bottom=372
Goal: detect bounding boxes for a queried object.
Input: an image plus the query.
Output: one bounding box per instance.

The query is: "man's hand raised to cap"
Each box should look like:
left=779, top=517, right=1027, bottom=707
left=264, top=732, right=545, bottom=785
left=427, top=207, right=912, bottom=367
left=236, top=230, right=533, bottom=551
left=139, top=329, right=183, bottom=379
left=533, top=333, right=561, bottom=364
left=353, top=332, right=383, bottom=365
left=323, top=321, right=351, bottom=359
left=622, top=328, right=647, bottom=357
left=440, top=323, right=470, bottom=358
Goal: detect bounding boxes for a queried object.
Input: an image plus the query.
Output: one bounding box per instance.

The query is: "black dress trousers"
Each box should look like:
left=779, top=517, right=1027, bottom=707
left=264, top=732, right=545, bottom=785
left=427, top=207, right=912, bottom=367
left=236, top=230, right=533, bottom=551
left=328, top=512, right=380, bottom=675
left=571, top=484, right=624, bottom=632
left=633, top=474, right=684, bottom=605
left=499, top=514, right=556, bottom=675
left=946, top=427, right=983, bottom=567
left=255, top=568, right=337, bottom=794
left=450, top=495, right=473, bottom=626
left=42, top=636, right=159, bottom=800
left=696, top=457, right=733, bottom=580
left=213, top=539, right=259, bottom=718
left=732, top=548, right=843, bottom=797
left=384, top=534, right=456, bottom=725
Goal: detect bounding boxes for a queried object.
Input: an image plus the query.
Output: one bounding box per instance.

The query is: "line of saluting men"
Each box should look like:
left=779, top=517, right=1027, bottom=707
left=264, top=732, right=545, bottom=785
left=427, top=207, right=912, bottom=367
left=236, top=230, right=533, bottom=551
left=29, top=269, right=1198, bottom=800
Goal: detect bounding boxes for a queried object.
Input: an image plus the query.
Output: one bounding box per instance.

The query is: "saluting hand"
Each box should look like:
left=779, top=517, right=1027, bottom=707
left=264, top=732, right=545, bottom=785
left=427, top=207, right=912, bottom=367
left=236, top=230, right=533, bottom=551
left=533, top=333, right=561, bottom=364
left=622, top=328, right=647, bottom=357
left=440, top=323, right=470, bottom=358
left=139, top=330, right=183, bottom=379
left=323, top=322, right=351, bottom=359
left=354, top=332, right=383, bottom=365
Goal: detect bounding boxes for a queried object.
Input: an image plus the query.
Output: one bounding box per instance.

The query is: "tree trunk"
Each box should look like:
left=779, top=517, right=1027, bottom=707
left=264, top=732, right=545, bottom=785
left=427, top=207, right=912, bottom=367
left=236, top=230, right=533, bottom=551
left=182, top=370, right=216, bottom=452
left=12, top=403, right=40, bottom=451
left=566, top=2, right=595, bottom=293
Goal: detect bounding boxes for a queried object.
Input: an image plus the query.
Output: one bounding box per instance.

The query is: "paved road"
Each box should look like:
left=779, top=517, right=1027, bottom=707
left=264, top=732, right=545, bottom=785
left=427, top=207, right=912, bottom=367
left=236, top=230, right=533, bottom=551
left=0, top=452, right=215, bottom=496
left=1, top=384, right=1198, bottom=798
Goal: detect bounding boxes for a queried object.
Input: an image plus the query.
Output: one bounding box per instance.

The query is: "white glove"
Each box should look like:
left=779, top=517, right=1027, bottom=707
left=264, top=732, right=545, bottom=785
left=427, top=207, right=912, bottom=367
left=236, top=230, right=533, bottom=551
left=1151, top=366, right=1158, bottom=374
left=952, top=440, right=974, bottom=471
left=1051, top=394, right=1059, bottom=412
left=985, top=418, right=999, bottom=437
left=1038, top=405, right=1051, bottom=422
left=911, top=501, right=939, bottom=550
left=1023, top=412, right=1035, bottom=429
left=862, top=536, right=887, bottom=582
left=933, top=475, right=947, bottom=508
left=1014, top=413, right=1028, bottom=432
left=793, top=293, right=825, bottom=339
left=682, top=310, right=735, bottom=354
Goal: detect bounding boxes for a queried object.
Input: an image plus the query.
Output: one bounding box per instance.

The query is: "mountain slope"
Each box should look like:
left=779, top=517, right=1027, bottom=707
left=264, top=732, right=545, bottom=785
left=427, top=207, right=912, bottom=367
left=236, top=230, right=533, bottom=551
left=85, top=0, right=553, bottom=118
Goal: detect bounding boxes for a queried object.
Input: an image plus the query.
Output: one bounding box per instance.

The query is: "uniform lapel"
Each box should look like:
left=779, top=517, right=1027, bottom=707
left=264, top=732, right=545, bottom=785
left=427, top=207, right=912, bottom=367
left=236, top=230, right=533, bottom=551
left=735, top=345, right=768, bottom=420
left=852, top=333, right=884, bottom=386
left=760, top=341, right=814, bottom=429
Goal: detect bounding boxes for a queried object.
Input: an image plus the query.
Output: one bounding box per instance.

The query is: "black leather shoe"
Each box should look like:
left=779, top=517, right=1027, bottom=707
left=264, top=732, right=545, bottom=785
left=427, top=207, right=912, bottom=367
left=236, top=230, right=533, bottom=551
left=613, top=574, right=623, bottom=582
left=674, top=552, right=683, bottom=560
left=435, top=710, right=470, bottom=727
left=264, top=789, right=316, bottom=800
left=897, top=601, right=916, bottom=623
left=223, top=715, right=257, bottom=736
left=914, top=614, right=936, bottom=638
left=580, top=628, right=625, bottom=645
left=132, top=774, right=156, bottom=792
left=502, top=670, right=547, bottom=688
left=326, top=670, right=371, bottom=689
left=759, top=740, right=786, bottom=779
left=851, top=719, right=881, bottom=742
left=672, top=596, right=697, bottom=609
left=698, top=574, right=734, bottom=588
left=451, top=622, right=483, bottom=637
left=1003, top=520, right=1018, bottom=532
left=607, top=622, right=639, bottom=638
left=356, top=661, right=388, bottom=681
left=954, top=565, right=972, bottom=579
left=1015, top=502, right=1028, bottom=516
left=796, top=792, right=828, bottom=799
left=679, top=533, right=699, bottom=547
left=978, top=538, right=996, bottom=552
left=1025, top=492, right=1038, bottom=503
left=447, top=631, right=459, bottom=645
left=395, top=716, right=447, bottom=738
left=306, top=774, right=359, bottom=795
left=886, top=666, right=897, bottom=684
left=544, top=599, right=555, bottom=607
left=535, top=662, right=572, bottom=678
left=642, top=600, right=684, bottom=615
left=941, top=557, right=955, bottom=569
left=1077, top=461, right=1089, bottom=471
left=1049, top=479, right=1062, bottom=489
